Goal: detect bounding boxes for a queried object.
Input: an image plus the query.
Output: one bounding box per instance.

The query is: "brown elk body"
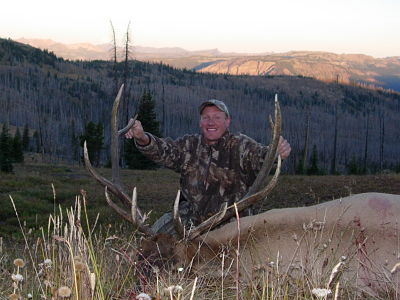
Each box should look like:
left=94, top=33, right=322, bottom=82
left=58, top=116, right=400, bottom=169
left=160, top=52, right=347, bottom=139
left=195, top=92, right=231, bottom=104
left=84, top=86, right=400, bottom=295
left=140, top=192, right=400, bottom=295
left=199, top=192, right=400, bottom=293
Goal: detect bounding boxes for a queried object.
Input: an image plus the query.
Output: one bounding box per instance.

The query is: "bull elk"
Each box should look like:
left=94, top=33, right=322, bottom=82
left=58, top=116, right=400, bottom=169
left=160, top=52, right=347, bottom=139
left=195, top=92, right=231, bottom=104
left=84, top=85, right=400, bottom=296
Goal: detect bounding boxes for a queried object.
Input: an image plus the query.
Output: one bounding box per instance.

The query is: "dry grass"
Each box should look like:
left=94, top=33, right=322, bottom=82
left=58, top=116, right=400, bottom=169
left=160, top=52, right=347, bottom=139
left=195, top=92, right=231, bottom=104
left=1, top=192, right=400, bottom=299
left=1, top=163, right=400, bottom=298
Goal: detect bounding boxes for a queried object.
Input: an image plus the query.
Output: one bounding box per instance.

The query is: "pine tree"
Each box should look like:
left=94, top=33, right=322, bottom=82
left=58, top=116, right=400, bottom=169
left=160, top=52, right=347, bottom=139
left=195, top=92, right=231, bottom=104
left=12, top=128, right=24, bottom=163
left=125, top=91, right=162, bottom=170
left=80, top=121, right=104, bottom=167
left=347, top=156, right=361, bottom=175
left=0, top=124, right=13, bottom=173
left=32, top=131, right=41, bottom=153
left=296, top=157, right=305, bottom=175
left=22, top=123, right=30, bottom=151
left=307, top=145, right=319, bottom=175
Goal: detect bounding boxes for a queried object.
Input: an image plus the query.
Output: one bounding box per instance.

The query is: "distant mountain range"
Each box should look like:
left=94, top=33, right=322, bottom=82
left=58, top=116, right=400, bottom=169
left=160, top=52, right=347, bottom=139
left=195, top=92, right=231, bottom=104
left=16, top=38, right=400, bottom=92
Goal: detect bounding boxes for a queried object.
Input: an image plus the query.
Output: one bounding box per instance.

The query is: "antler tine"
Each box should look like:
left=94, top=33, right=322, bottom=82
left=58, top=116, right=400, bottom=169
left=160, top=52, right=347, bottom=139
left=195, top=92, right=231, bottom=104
left=84, top=141, right=132, bottom=206
left=187, top=202, right=228, bottom=240
left=104, top=186, right=131, bottom=222
left=84, top=141, right=154, bottom=235
left=173, top=189, right=229, bottom=240
left=103, top=187, right=154, bottom=236
left=173, top=190, right=185, bottom=238
left=131, top=187, right=155, bottom=236
left=185, top=96, right=282, bottom=240
left=111, top=85, right=144, bottom=217
left=84, top=84, right=155, bottom=236
left=246, top=95, right=281, bottom=196
left=118, top=114, right=138, bottom=136
left=111, top=84, right=125, bottom=184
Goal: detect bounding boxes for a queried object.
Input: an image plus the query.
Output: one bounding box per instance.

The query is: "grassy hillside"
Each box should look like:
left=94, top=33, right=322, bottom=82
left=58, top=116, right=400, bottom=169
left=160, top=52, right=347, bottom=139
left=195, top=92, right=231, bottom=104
left=1, top=162, right=400, bottom=238
left=0, top=162, right=179, bottom=237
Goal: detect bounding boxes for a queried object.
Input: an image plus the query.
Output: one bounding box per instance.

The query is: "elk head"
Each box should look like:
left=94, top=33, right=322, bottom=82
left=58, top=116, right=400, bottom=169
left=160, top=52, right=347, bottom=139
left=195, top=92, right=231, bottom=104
left=84, top=85, right=282, bottom=269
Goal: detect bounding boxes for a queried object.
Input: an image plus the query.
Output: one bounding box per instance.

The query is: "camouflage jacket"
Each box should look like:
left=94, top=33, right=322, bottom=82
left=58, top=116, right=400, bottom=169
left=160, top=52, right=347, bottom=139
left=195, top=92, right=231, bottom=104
left=135, top=131, right=269, bottom=225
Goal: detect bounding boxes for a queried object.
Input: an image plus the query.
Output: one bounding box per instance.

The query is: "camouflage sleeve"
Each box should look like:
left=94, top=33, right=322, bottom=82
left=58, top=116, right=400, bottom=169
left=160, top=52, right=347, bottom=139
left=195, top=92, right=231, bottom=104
left=134, top=133, right=188, bottom=172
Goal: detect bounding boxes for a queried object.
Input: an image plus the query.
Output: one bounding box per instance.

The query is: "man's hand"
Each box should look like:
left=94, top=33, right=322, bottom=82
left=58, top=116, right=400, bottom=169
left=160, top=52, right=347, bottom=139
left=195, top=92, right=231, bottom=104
left=124, top=119, right=150, bottom=146
left=278, top=136, right=291, bottom=160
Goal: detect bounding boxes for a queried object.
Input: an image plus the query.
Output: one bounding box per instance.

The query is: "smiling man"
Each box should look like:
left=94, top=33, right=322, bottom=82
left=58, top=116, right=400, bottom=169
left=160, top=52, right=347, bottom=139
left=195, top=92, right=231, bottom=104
left=125, top=99, right=291, bottom=234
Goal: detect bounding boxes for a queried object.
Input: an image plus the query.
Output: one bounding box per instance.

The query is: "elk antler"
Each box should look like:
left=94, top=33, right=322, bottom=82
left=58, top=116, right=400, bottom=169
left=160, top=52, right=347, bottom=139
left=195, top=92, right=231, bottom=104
left=83, top=84, right=155, bottom=236
left=174, top=95, right=282, bottom=240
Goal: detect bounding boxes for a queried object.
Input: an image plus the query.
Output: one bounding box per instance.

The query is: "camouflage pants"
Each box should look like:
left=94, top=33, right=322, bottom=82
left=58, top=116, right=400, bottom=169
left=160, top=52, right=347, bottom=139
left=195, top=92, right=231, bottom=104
left=151, top=201, right=194, bottom=236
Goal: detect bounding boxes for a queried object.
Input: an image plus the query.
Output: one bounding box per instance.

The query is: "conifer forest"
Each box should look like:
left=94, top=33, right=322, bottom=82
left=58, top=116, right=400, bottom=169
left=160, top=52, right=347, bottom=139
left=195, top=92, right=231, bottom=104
left=1, top=38, right=400, bottom=174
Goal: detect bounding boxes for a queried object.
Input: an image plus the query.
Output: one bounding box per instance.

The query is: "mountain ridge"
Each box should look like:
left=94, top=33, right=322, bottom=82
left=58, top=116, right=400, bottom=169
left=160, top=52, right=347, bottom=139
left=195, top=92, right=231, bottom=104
left=15, top=37, right=400, bottom=92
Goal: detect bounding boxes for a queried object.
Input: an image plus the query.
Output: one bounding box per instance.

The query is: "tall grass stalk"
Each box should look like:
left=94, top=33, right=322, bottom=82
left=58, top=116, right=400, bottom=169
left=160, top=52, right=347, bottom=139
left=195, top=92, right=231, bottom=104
left=9, top=195, right=45, bottom=296
left=81, top=191, right=106, bottom=299
left=234, top=203, right=241, bottom=300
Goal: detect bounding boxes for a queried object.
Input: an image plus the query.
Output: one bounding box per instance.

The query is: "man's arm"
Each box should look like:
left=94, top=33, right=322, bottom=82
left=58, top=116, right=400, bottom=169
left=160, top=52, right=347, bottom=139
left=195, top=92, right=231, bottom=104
left=125, top=119, right=186, bottom=172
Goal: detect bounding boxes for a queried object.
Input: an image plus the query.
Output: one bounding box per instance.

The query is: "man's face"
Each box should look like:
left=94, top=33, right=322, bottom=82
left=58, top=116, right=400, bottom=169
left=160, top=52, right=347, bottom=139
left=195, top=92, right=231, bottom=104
left=199, top=105, right=231, bottom=145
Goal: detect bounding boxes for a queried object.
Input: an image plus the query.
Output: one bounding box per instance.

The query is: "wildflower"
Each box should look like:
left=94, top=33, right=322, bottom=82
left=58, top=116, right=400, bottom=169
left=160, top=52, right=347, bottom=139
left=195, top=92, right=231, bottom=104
left=164, top=285, right=183, bottom=295
left=136, top=293, right=151, bottom=300
left=391, top=262, right=400, bottom=274
left=58, top=286, right=72, bottom=298
left=13, top=258, right=26, bottom=268
left=44, top=280, right=52, bottom=287
left=164, top=286, right=174, bottom=293
left=74, top=261, right=85, bottom=272
left=44, top=258, right=52, bottom=266
left=174, top=285, right=183, bottom=293
left=312, top=288, right=332, bottom=298
left=8, top=293, right=18, bottom=300
left=327, top=261, right=344, bottom=288
left=90, top=273, right=96, bottom=292
left=11, top=273, right=24, bottom=282
left=177, top=267, right=184, bottom=272
left=28, top=293, right=33, bottom=299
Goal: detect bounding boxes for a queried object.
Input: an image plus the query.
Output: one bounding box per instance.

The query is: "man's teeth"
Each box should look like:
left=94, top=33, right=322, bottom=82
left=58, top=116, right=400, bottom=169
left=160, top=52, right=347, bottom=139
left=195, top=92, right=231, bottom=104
left=208, top=129, right=217, bottom=131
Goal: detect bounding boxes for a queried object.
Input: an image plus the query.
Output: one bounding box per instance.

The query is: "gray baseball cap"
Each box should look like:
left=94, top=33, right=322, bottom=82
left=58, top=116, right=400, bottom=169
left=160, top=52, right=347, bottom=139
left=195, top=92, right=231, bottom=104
left=199, top=99, right=230, bottom=118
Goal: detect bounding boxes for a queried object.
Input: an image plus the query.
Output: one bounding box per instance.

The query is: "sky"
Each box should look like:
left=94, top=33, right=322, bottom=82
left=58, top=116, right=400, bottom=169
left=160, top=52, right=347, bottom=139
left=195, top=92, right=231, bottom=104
left=1, top=0, right=399, bottom=58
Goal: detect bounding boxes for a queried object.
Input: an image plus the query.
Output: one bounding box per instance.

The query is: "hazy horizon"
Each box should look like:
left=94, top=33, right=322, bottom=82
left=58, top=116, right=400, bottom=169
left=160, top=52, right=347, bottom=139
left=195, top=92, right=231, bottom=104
left=1, top=0, right=399, bottom=58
